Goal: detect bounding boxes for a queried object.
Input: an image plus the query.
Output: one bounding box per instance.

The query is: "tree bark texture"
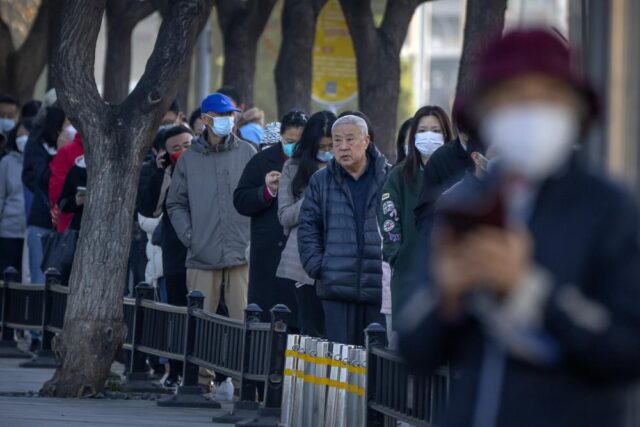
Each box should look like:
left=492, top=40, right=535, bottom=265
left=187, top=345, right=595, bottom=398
left=0, top=0, right=55, bottom=103
left=103, top=0, right=155, bottom=104
left=455, top=0, right=508, bottom=102
left=274, top=0, right=328, bottom=117
left=339, top=0, right=429, bottom=161
left=43, top=0, right=213, bottom=398
left=216, top=0, right=277, bottom=107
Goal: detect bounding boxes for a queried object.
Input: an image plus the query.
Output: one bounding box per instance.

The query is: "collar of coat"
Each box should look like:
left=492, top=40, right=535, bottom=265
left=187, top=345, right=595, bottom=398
left=328, top=143, right=391, bottom=186
left=191, top=132, right=241, bottom=154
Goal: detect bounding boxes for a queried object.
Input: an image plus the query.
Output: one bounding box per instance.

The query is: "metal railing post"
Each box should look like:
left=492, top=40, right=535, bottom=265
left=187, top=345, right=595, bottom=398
left=238, top=303, right=263, bottom=406
left=0, top=267, right=29, bottom=358
left=124, top=282, right=160, bottom=392
left=261, top=303, right=291, bottom=416
left=20, top=268, right=60, bottom=367
left=158, top=289, right=220, bottom=408
left=365, top=323, right=386, bottom=427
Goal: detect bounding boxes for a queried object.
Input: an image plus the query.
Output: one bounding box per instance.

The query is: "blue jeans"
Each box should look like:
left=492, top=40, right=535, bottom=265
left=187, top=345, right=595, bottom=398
left=27, top=225, right=48, bottom=284
left=26, top=226, right=47, bottom=339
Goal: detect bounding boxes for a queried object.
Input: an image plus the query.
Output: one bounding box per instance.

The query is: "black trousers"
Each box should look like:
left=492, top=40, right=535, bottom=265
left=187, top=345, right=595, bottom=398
left=322, top=300, right=384, bottom=346
left=0, top=237, right=23, bottom=277
left=295, top=285, right=325, bottom=337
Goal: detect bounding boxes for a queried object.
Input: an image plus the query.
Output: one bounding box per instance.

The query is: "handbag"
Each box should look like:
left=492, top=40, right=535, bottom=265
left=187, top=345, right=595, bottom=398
left=40, top=229, right=79, bottom=276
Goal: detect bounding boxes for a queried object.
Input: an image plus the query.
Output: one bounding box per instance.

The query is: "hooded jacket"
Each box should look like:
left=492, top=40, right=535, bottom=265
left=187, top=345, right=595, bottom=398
left=166, top=132, right=255, bottom=270
left=298, top=144, right=390, bottom=304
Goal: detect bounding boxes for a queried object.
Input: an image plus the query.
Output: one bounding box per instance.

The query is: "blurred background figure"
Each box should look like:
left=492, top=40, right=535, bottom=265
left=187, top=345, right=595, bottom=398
left=398, top=28, right=640, bottom=427
left=0, top=123, right=27, bottom=276
left=259, top=121, right=282, bottom=150
left=276, top=110, right=336, bottom=336
left=22, top=106, right=65, bottom=284
left=237, top=107, right=265, bottom=147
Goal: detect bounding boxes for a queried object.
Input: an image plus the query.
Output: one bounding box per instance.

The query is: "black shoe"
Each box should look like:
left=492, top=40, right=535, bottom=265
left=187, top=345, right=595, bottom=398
left=29, top=338, right=41, bottom=352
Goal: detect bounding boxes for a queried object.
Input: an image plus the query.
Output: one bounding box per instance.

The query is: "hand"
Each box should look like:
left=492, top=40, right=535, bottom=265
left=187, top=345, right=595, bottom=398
left=155, top=149, right=167, bottom=169
left=461, top=227, right=533, bottom=297
left=265, top=171, right=281, bottom=194
left=75, top=192, right=86, bottom=206
left=433, top=226, right=533, bottom=315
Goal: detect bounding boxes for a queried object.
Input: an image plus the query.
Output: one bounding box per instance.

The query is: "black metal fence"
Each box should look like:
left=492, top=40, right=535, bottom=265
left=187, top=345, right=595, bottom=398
left=0, top=267, right=450, bottom=425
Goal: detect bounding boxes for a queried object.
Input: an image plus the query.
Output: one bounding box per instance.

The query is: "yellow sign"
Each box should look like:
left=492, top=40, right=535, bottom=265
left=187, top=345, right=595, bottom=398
left=312, top=0, right=358, bottom=106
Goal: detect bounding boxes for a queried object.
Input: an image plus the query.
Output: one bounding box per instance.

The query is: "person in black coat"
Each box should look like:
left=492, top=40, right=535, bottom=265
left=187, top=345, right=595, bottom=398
left=413, top=131, right=474, bottom=233
left=22, top=106, right=65, bottom=283
left=233, top=111, right=307, bottom=330
left=397, top=28, right=640, bottom=427
left=137, top=126, right=192, bottom=386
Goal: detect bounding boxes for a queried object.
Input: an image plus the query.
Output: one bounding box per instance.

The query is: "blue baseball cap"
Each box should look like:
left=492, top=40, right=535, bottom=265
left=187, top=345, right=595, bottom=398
left=201, top=93, right=241, bottom=114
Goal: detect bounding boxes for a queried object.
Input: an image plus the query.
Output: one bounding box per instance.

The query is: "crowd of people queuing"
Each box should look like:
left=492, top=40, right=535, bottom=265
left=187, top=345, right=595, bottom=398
left=1, top=27, right=639, bottom=425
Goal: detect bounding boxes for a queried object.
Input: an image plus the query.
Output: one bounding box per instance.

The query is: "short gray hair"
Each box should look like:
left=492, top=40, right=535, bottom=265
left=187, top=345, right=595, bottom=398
left=331, top=115, right=368, bottom=137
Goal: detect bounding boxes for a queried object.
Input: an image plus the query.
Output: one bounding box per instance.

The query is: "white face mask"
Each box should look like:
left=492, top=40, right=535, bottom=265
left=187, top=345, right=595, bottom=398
left=414, top=131, right=444, bottom=157
left=16, top=135, right=28, bottom=153
left=480, top=102, right=579, bottom=181
left=205, top=114, right=234, bottom=138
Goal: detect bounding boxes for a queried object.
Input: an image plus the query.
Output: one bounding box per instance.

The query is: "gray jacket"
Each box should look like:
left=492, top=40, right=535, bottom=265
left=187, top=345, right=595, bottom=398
left=0, top=151, right=26, bottom=238
left=276, top=159, right=314, bottom=285
left=167, top=133, right=256, bottom=270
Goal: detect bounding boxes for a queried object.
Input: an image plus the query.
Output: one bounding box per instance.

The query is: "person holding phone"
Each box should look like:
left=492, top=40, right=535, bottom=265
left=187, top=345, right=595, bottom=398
left=234, top=110, right=308, bottom=332
left=397, top=29, right=640, bottom=427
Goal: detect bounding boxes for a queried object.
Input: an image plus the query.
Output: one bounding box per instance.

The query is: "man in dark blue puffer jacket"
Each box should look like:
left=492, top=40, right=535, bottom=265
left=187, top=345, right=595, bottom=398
left=298, top=114, right=390, bottom=346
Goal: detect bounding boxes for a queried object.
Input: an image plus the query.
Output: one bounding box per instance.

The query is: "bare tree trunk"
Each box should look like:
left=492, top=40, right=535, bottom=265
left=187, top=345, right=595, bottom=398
left=455, top=0, right=508, bottom=102
left=103, top=0, right=155, bottom=104
left=216, top=0, right=277, bottom=107
left=0, top=0, right=54, bottom=103
left=175, top=56, right=192, bottom=113
left=274, top=0, right=328, bottom=117
left=43, top=0, right=213, bottom=398
left=339, top=0, right=429, bottom=160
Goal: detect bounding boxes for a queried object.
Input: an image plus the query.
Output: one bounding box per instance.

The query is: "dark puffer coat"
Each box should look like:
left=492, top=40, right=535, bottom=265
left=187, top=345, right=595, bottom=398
left=298, top=144, right=390, bottom=304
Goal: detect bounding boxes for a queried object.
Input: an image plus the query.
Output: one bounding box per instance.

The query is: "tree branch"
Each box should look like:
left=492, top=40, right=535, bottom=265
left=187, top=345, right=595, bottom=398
left=380, top=0, right=430, bottom=52
left=215, top=0, right=277, bottom=40
left=103, top=0, right=156, bottom=103
left=52, top=0, right=108, bottom=130
left=9, top=0, right=53, bottom=101
left=455, top=0, right=507, bottom=101
left=0, top=15, right=15, bottom=90
left=122, top=0, right=214, bottom=124
left=338, top=0, right=377, bottom=60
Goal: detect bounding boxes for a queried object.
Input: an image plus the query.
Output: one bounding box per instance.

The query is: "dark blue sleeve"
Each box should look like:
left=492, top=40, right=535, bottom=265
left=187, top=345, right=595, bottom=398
left=544, top=191, right=640, bottom=380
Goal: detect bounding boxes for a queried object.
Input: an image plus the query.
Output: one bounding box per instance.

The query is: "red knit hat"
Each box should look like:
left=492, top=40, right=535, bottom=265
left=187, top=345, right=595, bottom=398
left=472, top=28, right=599, bottom=118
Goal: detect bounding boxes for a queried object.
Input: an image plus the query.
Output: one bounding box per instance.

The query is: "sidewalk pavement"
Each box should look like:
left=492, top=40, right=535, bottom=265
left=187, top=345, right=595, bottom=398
left=0, top=357, right=236, bottom=427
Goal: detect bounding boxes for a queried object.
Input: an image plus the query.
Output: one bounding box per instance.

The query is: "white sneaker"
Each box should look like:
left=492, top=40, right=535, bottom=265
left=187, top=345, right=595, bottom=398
left=214, top=378, right=234, bottom=402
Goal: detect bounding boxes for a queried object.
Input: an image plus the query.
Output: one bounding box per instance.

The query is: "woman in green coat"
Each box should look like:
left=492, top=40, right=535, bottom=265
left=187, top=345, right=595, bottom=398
left=379, top=105, right=453, bottom=333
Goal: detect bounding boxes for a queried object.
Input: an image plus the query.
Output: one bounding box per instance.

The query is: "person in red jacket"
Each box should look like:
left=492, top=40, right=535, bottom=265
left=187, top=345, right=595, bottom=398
left=48, top=132, right=84, bottom=231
